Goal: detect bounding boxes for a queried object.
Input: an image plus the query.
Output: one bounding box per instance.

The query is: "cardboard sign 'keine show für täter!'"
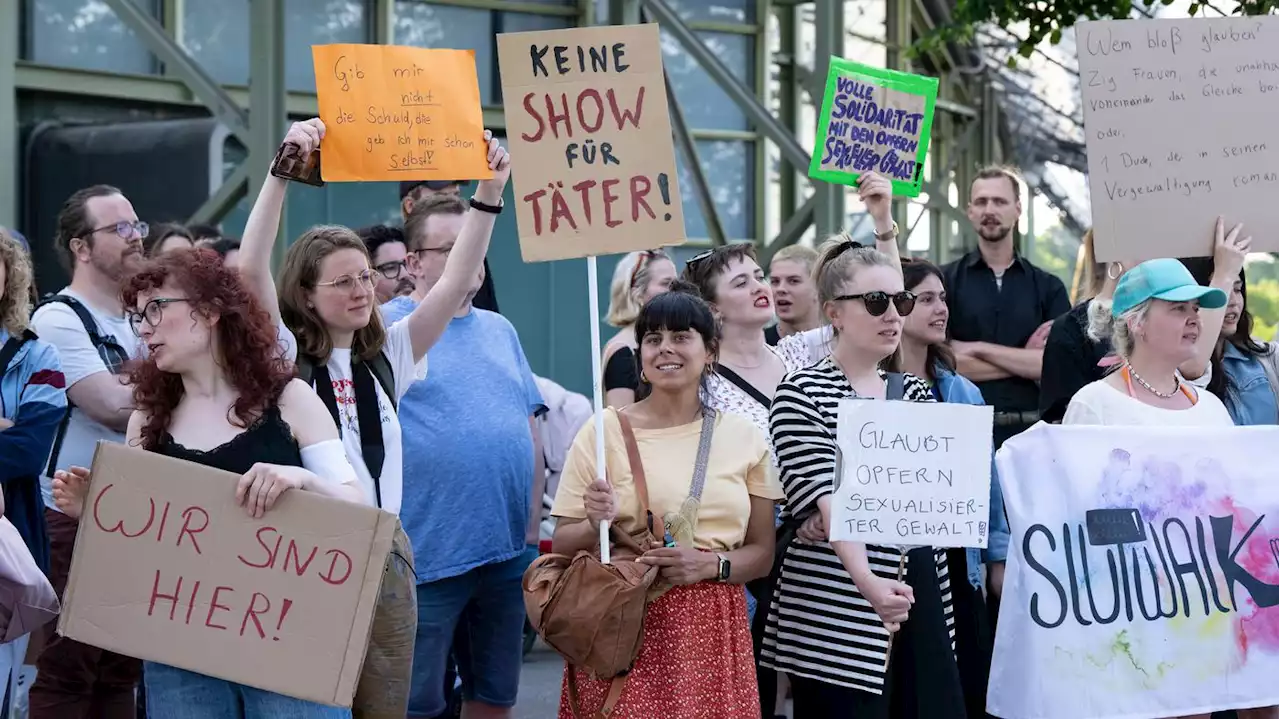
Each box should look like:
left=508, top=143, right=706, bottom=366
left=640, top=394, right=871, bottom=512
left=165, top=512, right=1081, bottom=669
left=497, top=24, right=686, bottom=262
left=59, top=442, right=397, bottom=707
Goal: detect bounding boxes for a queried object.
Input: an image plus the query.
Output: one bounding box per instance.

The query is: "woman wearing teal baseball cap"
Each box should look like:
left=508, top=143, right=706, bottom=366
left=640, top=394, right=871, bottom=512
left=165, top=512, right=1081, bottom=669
left=1063, top=257, right=1234, bottom=425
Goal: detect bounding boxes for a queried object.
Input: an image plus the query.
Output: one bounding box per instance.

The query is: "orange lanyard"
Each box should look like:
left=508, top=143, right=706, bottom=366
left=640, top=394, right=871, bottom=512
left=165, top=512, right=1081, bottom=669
left=1122, top=365, right=1196, bottom=404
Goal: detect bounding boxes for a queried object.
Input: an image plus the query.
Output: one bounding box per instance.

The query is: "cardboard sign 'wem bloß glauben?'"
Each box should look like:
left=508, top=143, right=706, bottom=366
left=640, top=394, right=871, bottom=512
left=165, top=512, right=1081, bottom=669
left=59, top=442, right=397, bottom=707
left=497, top=24, right=686, bottom=262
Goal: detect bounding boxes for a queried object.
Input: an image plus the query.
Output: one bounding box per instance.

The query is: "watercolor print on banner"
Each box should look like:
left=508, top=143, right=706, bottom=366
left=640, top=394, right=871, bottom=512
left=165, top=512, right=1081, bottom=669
left=989, top=424, right=1278, bottom=719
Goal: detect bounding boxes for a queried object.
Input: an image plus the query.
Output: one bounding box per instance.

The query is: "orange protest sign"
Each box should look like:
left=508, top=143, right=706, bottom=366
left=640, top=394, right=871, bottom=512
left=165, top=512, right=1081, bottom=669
left=311, top=44, right=493, bottom=183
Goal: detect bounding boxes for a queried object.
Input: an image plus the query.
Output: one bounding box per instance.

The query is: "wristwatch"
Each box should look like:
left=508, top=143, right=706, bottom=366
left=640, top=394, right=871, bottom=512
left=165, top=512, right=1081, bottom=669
left=874, top=221, right=899, bottom=242
left=714, top=553, right=731, bottom=582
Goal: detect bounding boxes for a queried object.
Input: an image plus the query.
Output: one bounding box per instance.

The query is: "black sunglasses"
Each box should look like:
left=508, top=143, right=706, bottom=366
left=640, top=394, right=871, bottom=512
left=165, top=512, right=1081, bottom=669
left=833, top=290, right=917, bottom=317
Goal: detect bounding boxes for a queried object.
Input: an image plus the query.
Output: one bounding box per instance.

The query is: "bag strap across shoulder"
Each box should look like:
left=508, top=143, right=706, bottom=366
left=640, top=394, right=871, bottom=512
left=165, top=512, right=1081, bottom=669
left=688, top=409, right=717, bottom=501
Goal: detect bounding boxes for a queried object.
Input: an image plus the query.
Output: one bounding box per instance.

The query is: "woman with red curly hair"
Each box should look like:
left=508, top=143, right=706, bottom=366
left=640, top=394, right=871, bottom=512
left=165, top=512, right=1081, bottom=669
left=51, top=249, right=362, bottom=718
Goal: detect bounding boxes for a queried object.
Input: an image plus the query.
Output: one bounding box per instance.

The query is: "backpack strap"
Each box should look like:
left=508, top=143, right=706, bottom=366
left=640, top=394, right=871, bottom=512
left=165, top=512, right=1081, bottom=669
left=301, top=352, right=389, bottom=508
left=368, top=351, right=397, bottom=411
left=0, top=330, right=34, bottom=377
left=36, top=295, right=127, bottom=478
left=885, top=372, right=906, bottom=401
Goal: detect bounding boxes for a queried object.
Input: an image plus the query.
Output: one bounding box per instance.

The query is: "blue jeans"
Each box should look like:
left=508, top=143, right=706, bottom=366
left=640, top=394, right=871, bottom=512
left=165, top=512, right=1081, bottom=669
left=407, top=554, right=527, bottom=718
left=143, top=661, right=350, bottom=719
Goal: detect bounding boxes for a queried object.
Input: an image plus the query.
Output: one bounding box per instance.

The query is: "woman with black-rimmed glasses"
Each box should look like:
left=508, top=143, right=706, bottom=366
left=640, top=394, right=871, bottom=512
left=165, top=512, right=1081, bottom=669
left=51, top=248, right=364, bottom=719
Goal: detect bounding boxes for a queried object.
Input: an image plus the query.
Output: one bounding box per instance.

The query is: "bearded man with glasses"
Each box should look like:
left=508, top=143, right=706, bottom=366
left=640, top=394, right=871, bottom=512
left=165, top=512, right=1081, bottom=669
left=27, top=184, right=147, bottom=718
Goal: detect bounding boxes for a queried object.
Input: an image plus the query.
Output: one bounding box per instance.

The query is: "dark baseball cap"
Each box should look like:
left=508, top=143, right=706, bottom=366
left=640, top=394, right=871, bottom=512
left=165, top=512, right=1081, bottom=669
left=399, top=180, right=469, bottom=199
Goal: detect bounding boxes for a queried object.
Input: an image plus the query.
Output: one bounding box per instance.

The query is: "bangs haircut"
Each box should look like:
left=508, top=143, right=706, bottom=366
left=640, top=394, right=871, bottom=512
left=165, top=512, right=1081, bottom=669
left=632, top=280, right=717, bottom=350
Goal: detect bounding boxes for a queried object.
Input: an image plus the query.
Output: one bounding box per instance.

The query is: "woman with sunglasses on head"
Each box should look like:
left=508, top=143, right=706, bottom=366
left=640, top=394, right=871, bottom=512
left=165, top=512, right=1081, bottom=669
left=678, top=241, right=807, bottom=718
left=603, top=250, right=678, bottom=407
left=763, top=178, right=966, bottom=716
left=51, top=249, right=363, bottom=718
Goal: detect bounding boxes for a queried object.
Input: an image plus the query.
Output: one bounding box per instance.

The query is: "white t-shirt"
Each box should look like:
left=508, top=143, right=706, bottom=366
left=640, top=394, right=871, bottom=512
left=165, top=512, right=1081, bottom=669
left=1063, top=378, right=1234, bottom=427
left=30, top=288, right=144, bottom=511
left=278, top=320, right=425, bottom=514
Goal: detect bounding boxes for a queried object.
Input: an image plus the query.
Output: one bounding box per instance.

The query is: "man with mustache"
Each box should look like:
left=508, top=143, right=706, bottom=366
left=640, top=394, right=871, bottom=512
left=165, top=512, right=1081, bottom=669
left=28, top=185, right=147, bottom=718
left=358, top=224, right=416, bottom=304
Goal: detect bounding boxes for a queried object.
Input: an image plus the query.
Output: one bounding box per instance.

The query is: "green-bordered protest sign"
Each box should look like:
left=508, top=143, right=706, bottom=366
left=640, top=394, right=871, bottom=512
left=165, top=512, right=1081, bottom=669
left=809, top=59, right=939, bottom=197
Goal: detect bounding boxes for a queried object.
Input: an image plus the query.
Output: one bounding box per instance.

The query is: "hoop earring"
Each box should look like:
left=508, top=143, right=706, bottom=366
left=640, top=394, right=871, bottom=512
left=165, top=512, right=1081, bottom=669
left=640, top=369, right=648, bottom=383
left=1107, top=262, right=1124, bottom=280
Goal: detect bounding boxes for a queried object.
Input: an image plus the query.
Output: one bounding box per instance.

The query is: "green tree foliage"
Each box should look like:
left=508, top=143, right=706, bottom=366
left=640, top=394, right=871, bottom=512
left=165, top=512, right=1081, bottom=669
left=921, top=0, right=1276, bottom=59
left=1249, top=275, right=1280, bottom=340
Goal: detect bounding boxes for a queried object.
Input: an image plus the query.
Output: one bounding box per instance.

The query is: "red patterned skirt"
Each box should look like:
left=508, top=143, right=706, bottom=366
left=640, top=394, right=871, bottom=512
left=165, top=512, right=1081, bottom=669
left=558, top=582, right=760, bottom=719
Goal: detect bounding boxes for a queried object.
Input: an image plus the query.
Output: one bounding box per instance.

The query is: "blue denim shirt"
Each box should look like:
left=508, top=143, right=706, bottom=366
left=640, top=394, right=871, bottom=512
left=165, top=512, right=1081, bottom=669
left=1221, top=343, right=1278, bottom=426
left=934, top=365, right=1011, bottom=589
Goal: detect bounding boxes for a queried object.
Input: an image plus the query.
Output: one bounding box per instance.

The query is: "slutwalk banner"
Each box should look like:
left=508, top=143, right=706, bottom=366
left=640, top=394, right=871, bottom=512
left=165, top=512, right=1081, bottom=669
left=989, top=424, right=1278, bottom=719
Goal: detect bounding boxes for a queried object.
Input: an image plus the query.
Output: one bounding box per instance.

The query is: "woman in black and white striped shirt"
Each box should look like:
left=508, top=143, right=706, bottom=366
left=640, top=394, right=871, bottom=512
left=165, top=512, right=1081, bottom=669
left=761, top=187, right=966, bottom=716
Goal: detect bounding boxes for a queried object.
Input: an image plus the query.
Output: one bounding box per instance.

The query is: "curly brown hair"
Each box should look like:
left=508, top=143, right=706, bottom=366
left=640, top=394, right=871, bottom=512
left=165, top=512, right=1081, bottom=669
left=0, top=229, right=34, bottom=336
left=123, top=249, right=293, bottom=450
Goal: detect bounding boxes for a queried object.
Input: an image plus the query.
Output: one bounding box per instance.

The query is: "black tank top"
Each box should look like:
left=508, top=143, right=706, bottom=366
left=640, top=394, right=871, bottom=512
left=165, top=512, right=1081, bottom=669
left=154, top=405, right=302, bottom=475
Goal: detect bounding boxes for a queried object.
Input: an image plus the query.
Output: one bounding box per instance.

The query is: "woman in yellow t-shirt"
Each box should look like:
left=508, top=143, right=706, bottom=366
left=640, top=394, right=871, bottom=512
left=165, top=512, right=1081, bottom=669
left=551, top=282, right=782, bottom=718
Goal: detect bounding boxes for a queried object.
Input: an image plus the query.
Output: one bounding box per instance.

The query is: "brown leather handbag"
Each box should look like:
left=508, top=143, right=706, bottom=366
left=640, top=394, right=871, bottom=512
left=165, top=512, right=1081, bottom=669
left=522, top=408, right=716, bottom=717
left=522, top=409, right=660, bottom=717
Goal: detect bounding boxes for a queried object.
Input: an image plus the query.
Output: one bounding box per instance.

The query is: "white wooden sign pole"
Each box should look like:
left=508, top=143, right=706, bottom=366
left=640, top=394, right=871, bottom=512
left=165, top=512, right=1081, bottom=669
left=586, top=255, right=610, bottom=564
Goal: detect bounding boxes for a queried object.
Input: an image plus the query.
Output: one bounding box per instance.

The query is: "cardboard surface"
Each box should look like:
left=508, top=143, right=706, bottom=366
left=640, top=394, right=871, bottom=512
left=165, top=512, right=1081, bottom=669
left=312, top=44, right=493, bottom=183
left=831, top=401, right=993, bottom=548
left=1077, top=16, right=1279, bottom=263
left=496, top=24, right=686, bottom=262
left=58, top=442, right=396, bottom=707
left=809, top=59, right=938, bottom=198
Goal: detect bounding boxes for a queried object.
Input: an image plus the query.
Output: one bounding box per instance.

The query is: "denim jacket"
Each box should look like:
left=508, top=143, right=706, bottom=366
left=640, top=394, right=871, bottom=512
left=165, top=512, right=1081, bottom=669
left=1, top=328, right=67, bottom=571
left=934, top=365, right=1011, bottom=590
left=1221, top=342, right=1279, bottom=426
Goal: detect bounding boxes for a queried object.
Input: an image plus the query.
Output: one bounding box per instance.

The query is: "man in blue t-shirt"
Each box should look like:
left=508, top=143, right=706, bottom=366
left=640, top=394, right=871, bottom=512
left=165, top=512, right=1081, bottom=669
left=383, top=192, right=545, bottom=719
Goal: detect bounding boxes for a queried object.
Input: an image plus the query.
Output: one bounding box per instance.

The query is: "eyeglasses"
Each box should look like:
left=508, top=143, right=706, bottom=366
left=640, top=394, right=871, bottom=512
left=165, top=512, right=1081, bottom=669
left=410, top=245, right=452, bottom=257
left=316, top=269, right=378, bottom=293
left=129, top=297, right=188, bottom=336
left=685, top=248, right=715, bottom=269
left=90, top=221, right=149, bottom=240
left=833, top=290, right=917, bottom=317
left=373, top=260, right=406, bottom=280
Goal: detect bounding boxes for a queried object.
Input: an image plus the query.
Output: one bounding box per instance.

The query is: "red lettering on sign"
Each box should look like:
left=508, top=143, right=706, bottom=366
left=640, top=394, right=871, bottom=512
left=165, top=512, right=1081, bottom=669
left=206, top=586, right=234, bottom=630
left=184, top=580, right=203, bottom=625
left=92, top=484, right=156, bottom=538
left=283, top=540, right=318, bottom=577
left=240, top=592, right=271, bottom=639
left=274, top=598, right=293, bottom=642
left=629, top=175, right=655, bottom=222
left=148, top=569, right=183, bottom=621
left=522, top=173, right=672, bottom=236
left=177, top=507, right=208, bottom=555
left=601, top=179, right=623, bottom=229
left=520, top=88, right=645, bottom=143
left=237, top=526, right=283, bottom=569
left=320, top=549, right=353, bottom=586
